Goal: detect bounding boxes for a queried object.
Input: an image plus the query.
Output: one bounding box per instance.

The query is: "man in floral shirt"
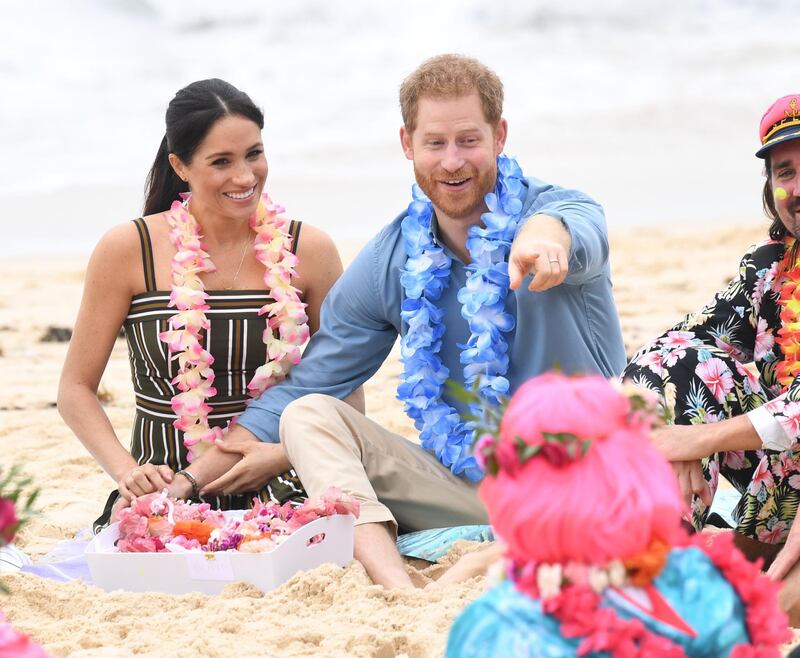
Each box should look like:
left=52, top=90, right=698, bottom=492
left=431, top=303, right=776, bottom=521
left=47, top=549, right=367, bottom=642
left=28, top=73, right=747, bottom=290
left=624, top=94, right=800, bottom=623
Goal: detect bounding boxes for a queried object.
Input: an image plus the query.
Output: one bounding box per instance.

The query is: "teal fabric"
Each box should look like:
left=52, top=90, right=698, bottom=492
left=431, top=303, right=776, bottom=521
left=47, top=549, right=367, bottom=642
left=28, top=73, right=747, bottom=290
left=446, top=547, right=750, bottom=657
left=396, top=526, right=494, bottom=562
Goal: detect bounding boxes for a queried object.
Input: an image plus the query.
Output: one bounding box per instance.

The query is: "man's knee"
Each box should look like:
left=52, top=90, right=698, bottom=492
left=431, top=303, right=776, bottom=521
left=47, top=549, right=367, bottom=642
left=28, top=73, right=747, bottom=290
left=282, top=393, right=334, bottom=420
left=279, top=393, right=356, bottom=454
left=280, top=394, right=333, bottom=441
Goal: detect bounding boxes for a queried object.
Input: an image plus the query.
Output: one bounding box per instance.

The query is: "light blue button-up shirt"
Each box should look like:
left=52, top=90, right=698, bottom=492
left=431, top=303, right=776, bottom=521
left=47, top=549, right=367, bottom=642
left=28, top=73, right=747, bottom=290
left=238, top=176, right=626, bottom=443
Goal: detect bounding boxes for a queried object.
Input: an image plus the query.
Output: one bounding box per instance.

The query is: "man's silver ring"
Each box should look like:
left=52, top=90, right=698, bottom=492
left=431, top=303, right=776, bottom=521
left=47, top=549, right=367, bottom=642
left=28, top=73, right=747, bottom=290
left=549, top=258, right=559, bottom=263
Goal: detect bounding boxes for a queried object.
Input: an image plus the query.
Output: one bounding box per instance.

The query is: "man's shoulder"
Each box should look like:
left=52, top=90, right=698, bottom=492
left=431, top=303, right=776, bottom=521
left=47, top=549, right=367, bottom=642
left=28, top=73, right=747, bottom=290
left=332, top=210, right=407, bottom=321
left=355, top=210, right=408, bottom=269
left=744, top=238, right=786, bottom=268
left=373, top=210, right=407, bottom=245
left=520, top=175, right=599, bottom=214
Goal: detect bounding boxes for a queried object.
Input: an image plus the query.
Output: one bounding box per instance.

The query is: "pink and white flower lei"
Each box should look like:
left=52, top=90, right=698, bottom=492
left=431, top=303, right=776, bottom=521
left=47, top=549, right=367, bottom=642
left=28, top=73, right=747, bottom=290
left=159, top=193, right=309, bottom=461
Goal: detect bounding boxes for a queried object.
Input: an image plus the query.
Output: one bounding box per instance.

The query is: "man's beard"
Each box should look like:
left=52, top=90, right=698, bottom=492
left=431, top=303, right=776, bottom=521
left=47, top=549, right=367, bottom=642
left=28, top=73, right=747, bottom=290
left=414, top=161, right=497, bottom=220
left=782, top=196, right=800, bottom=237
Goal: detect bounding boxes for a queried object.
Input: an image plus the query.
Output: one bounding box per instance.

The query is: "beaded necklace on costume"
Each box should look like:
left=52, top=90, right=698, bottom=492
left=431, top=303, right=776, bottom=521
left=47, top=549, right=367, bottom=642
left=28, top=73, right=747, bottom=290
left=159, top=193, right=309, bottom=461
left=775, top=236, right=800, bottom=389
left=504, top=532, right=789, bottom=656
left=397, top=155, right=526, bottom=481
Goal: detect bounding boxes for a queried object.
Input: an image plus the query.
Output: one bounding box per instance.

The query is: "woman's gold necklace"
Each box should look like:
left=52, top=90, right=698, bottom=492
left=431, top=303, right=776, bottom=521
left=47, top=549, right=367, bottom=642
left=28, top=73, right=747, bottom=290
left=218, top=232, right=252, bottom=290
left=188, top=201, right=253, bottom=291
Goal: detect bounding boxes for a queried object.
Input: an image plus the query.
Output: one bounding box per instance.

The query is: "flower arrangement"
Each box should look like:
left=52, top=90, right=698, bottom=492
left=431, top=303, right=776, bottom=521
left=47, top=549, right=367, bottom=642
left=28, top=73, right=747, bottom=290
left=115, top=487, right=359, bottom=554
left=0, top=466, right=49, bottom=658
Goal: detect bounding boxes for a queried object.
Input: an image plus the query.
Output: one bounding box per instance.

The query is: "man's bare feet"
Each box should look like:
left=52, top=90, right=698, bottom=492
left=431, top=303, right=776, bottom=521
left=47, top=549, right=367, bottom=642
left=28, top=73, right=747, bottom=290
left=355, top=522, right=416, bottom=589
left=425, top=542, right=505, bottom=590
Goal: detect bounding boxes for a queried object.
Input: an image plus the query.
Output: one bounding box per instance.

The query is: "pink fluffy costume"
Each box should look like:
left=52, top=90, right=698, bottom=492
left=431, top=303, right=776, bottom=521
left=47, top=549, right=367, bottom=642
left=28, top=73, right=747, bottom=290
left=446, top=373, right=791, bottom=657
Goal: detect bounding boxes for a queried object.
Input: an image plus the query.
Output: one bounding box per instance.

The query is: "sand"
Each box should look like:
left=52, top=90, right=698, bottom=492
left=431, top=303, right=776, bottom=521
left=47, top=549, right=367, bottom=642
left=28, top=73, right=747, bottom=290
left=1, top=221, right=795, bottom=657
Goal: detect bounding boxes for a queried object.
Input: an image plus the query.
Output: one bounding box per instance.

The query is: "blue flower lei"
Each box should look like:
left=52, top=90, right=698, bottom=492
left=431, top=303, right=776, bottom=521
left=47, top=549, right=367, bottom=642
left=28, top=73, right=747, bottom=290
left=397, top=155, right=526, bottom=481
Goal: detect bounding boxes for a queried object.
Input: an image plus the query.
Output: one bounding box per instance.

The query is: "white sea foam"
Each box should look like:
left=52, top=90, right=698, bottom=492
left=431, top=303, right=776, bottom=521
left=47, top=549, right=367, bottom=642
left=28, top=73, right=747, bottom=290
left=0, top=0, right=797, bottom=253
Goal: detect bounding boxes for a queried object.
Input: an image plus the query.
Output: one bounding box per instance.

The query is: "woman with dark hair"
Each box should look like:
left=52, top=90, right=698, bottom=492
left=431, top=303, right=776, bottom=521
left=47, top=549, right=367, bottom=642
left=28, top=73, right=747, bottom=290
left=624, top=93, right=800, bottom=623
left=58, top=79, right=361, bottom=528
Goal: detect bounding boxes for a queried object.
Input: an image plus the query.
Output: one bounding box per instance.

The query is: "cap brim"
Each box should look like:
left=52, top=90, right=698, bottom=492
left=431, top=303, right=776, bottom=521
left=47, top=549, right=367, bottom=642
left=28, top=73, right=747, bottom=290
left=756, top=127, right=800, bottom=158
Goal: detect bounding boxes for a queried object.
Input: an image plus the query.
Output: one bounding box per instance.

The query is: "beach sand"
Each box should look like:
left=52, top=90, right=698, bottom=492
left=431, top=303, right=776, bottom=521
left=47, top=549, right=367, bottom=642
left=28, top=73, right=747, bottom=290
left=1, top=221, right=796, bottom=657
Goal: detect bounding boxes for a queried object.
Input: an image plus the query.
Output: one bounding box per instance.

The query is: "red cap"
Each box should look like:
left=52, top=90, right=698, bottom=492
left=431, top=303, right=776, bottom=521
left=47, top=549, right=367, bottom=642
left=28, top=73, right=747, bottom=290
left=756, top=94, right=800, bottom=158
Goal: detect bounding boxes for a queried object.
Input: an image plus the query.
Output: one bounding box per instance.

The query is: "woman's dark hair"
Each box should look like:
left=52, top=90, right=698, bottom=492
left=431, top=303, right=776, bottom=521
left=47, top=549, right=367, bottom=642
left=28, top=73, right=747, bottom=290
left=143, top=79, right=264, bottom=215
left=763, top=155, right=787, bottom=240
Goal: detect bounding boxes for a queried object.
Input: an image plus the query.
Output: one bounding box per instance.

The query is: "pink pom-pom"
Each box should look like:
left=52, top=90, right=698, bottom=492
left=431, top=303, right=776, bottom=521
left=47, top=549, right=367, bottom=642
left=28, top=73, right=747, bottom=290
left=482, top=373, right=683, bottom=565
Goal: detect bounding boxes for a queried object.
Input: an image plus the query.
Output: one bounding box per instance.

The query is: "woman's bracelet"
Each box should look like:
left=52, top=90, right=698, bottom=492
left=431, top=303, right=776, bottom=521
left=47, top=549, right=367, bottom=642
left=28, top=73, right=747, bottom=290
left=175, top=469, right=200, bottom=498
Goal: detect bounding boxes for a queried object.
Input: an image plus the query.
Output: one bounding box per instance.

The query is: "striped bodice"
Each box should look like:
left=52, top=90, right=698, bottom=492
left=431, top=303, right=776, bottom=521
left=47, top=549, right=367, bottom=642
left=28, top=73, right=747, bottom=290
left=126, top=215, right=301, bottom=432
left=94, top=217, right=306, bottom=525
left=126, top=289, right=272, bottom=429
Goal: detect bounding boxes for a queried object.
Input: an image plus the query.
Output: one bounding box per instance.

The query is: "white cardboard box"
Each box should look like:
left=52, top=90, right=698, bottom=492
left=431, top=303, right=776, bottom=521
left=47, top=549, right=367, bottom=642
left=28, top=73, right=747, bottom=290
left=85, top=513, right=354, bottom=595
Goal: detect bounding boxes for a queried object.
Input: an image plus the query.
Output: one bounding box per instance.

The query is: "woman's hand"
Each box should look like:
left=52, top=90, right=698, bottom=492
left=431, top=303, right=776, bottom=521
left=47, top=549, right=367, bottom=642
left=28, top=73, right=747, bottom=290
left=117, top=463, right=174, bottom=500
left=201, top=439, right=291, bottom=495
left=110, top=495, right=131, bottom=522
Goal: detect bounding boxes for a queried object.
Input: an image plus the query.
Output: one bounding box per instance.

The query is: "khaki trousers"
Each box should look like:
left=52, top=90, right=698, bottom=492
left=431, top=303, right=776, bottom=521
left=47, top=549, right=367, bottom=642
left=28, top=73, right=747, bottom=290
left=279, top=394, right=488, bottom=535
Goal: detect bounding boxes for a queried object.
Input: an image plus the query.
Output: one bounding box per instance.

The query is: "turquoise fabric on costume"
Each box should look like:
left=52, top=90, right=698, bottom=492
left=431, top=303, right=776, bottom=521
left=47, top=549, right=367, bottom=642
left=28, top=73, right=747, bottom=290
left=396, top=526, right=494, bottom=562
left=446, top=547, right=750, bottom=658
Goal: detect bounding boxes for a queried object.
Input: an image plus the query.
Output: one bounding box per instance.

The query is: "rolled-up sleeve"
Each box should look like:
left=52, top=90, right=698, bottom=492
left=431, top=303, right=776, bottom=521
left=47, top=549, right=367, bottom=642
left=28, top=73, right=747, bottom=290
left=747, top=405, right=793, bottom=451
left=516, top=178, right=609, bottom=285
left=762, top=375, right=800, bottom=449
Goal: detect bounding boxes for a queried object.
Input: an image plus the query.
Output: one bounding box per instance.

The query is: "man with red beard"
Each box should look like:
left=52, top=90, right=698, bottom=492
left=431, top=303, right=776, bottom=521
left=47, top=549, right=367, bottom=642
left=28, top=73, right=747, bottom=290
left=166, top=54, right=626, bottom=588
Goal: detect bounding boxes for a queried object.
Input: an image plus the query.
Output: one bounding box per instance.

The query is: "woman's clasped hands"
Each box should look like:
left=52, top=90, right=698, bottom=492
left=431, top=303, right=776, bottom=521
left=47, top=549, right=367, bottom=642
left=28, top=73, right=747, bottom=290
left=117, top=463, right=175, bottom=500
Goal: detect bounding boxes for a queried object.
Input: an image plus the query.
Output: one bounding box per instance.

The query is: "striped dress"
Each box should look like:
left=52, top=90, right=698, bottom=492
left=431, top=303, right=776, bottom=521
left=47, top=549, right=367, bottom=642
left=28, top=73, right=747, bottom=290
left=95, top=217, right=306, bottom=529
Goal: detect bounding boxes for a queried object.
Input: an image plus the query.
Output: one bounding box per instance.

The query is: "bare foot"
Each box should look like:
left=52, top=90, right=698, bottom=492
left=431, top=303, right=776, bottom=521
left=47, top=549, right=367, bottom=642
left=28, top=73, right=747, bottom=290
left=426, top=542, right=505, bottom=590
left=355, top=523, right=416, bottom=589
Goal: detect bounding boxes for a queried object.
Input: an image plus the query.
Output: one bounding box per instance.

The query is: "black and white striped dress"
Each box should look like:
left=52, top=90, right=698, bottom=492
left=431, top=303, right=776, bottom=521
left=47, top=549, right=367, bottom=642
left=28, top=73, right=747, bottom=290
left=94, top=217, right=306, bottom=529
